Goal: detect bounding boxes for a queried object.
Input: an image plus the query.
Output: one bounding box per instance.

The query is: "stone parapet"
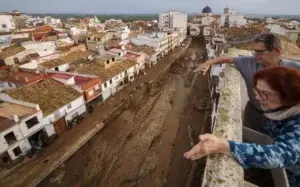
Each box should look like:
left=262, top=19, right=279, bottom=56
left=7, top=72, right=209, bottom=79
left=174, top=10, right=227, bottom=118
left=201, top=43, right=244, bottom=187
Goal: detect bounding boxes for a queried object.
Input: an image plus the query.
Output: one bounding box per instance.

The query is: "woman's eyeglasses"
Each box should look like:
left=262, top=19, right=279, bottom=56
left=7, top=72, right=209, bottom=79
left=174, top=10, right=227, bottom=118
left=253, top=88, right=277, bottom=100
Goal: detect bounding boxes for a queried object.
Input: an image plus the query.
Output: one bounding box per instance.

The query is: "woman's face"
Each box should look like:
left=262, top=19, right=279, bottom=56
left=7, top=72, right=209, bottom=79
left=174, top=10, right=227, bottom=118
left=254, top=80, right=284, bottom=110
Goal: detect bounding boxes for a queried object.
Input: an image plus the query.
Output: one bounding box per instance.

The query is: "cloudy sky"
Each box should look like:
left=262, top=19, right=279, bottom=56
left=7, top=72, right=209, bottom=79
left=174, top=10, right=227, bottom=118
left=0, top=0, right=298, bottom=15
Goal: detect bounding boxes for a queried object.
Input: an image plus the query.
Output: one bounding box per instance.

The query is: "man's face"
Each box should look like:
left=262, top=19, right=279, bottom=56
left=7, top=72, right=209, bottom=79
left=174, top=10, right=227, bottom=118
left=251, top=42, right=279, bottom=67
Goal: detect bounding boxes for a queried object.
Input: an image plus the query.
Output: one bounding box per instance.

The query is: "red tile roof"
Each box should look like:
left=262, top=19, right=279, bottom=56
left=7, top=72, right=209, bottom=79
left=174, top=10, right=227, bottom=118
left=0, top=70, right=46, bottom=84
left=125, top=51, right=141, bottom=59
left=34, top=25, right=54, bottom=33
left=50, top=72, right=101, bottom=91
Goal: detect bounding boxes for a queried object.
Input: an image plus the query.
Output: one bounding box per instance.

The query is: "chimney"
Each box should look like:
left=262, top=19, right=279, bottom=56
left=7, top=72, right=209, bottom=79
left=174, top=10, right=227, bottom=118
left=24, top=77, right=29, bottom=82
left=13, top=114, right=19, bottom=122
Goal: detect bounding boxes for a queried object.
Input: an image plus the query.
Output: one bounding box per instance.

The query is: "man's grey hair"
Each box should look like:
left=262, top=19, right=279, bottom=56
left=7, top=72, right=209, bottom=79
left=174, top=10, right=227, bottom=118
left=253, top=33, right=281, bottom=51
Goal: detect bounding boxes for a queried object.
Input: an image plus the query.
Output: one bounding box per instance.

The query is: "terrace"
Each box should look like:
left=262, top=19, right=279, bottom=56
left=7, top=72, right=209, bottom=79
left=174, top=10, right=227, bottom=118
left=0, top=101, right=36, bottom=132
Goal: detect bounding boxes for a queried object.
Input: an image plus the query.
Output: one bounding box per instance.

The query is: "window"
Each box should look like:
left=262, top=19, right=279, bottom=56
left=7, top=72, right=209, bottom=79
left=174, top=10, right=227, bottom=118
left=104, top=82, right=107, bottom=88
left=13, top=147, right=22, bottom=157
left=67, top=104, right=72, bottom=109
left=109, top=79, right=112, bottom=84
left=4, top=132, right=17, bottom=145
left=88, top=89, right=94, bottom=96
left=25, top=116, right=39, bottom=129
left=71, top=113, right=78, bottom=119
left=2, top=24, right=7, bottom=28
left=106, top=60, right=110, bottom=65
left=2, top=155, right=9, bottom=164
left=13, top=58, right=19, bottom=64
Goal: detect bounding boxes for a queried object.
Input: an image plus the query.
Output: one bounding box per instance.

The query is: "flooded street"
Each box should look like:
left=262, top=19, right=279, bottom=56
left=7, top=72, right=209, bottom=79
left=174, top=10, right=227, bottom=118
left=39, top=38, right=209, bottom=187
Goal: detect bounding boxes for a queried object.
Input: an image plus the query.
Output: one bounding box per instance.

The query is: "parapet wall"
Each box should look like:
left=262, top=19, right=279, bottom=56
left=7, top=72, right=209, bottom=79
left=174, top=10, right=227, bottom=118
left=201, top=42, right=244, bottom=187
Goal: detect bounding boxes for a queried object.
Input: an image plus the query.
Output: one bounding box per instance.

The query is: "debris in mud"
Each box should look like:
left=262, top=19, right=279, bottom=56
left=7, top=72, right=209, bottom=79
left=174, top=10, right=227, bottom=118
left=50, top=171, right=66, bottom=184
left=39, top=38, right=208, bottom=187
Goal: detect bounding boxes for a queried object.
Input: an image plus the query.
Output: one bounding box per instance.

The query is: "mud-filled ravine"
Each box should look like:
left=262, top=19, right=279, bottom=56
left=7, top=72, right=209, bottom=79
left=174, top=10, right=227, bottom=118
left=39, top=38, right=211, bottom=187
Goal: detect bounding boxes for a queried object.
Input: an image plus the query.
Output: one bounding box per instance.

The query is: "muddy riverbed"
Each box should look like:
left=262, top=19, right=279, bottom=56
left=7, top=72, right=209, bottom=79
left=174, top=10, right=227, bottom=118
left=39, top=38, right=210, bottom=187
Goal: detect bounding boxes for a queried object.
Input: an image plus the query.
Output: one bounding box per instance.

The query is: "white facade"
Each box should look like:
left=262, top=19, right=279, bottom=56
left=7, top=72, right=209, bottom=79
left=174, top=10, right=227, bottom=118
left=40, top=96, right=86, bottom=132
left=101, top=72, right=125, bottom=101
left=266, top=24, right=286, bottom=36
left=0, top=15, right=15, bottom=32
left=86, top=38, right=104, bottom=53
left=104, top=19, right=123, bottom=25
left=266, top=24, right=300, bottom=43
left=56, top=37, right=75, bottom=48
left=22, top=41, right=56, bottom=52
left=69, top=27, right=88, bottom=36
left=0, top=92, right=86, bottom=161
left=266, top=18, right=275, bottom=24
left=159, top=11, right=187, bottom=29
left=0, top=96, right=48, bottom=161
left=43, top=17, right=61, bottom=25
left=131, top=32, right=168, bottom=53
left=201, top=16, right=216, bottom=26
left=220, top=8, right=246, bottom=27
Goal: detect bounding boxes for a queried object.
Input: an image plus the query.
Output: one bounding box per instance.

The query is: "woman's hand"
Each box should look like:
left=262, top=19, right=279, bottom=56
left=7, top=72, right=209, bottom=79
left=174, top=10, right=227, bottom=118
left=184, top=134, right=230, bottom=160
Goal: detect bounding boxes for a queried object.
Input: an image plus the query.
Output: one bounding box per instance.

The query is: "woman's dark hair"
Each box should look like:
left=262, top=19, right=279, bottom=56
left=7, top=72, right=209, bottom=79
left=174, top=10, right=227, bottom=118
left=253, top=66, right=300, bottom=106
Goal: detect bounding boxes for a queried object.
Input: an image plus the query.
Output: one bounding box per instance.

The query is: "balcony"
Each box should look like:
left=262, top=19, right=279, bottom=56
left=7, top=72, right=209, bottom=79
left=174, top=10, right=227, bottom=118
left=198, top=42, right=272, bottom=187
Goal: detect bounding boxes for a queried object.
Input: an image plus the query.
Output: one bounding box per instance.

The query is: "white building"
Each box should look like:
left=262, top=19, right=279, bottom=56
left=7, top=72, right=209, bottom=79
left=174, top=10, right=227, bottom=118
left=0, top=98, right=48, bottom=165
left=0, top=41, right=57, bottom=65
left=266, top=18, right=275, bottom=24
left=43, top=16, right=61, bottom=26
left=131, top=32, right=168, bottom=55
left=104, top=19, right=123, bottom=25
left=220, top=8, right=247, bottom=27
left=190, top=6, right=220, bottom=37
left=0, top=79, right=87, bottom=165
left=0, top=15, right=15, bottom=32
left=266, top=24, right=300, bottom=44
left=159, top=11, right=187, bottom=29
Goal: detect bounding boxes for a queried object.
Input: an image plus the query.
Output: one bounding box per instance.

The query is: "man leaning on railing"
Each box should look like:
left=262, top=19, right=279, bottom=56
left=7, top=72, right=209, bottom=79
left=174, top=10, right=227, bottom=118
left=194, top=33, right=300, bottom=133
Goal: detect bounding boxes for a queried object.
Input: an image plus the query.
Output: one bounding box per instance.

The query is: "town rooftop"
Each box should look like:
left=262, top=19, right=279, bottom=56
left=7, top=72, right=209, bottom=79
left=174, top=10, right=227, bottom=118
left=6, top=79, right=82, bottom=115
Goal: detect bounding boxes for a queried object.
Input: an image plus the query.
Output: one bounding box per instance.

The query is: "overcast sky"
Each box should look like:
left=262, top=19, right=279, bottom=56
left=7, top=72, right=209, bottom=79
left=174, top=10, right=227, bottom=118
left=0, top=0, right=299, bottom=15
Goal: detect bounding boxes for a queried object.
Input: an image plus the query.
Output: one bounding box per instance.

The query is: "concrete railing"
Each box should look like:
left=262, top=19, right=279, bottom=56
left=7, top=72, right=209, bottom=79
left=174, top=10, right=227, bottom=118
left=201, top=43, right=244, bottom=187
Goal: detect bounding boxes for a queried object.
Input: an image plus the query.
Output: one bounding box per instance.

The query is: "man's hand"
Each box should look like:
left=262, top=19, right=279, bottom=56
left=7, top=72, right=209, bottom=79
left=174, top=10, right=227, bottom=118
left=194, top=62, right=211, bottom=75
left=184, top=134, right=230, bottom=160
